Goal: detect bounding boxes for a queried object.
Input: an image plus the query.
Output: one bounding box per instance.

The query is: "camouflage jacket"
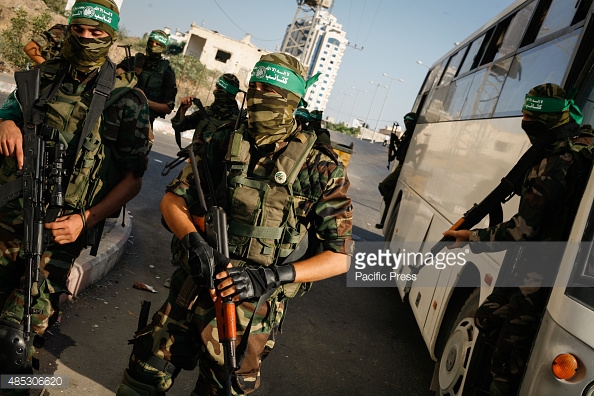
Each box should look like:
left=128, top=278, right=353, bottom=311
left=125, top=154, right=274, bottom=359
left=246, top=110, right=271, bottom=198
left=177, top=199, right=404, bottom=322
left=166, top=124, right=354, bottom=264
left=469, top=122, right=593, bottom=243
left=0, top=61, right=153, bottom=227
left=117, top=55, right=177, bottom=121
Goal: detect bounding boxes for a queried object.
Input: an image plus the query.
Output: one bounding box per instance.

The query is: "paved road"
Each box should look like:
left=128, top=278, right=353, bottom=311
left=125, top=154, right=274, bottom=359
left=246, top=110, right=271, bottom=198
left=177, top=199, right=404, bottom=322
left=0, top=97, right=435, bottom=395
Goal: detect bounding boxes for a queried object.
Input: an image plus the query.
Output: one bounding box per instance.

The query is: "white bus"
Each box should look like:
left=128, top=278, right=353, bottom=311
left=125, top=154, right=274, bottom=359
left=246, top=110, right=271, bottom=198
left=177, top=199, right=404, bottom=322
left=382, top=0, right=594, bottom=394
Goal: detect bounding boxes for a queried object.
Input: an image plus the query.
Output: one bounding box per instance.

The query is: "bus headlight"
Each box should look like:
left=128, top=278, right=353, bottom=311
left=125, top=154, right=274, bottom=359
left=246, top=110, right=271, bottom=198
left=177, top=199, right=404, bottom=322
left=552, top=353, right=579, bottom=380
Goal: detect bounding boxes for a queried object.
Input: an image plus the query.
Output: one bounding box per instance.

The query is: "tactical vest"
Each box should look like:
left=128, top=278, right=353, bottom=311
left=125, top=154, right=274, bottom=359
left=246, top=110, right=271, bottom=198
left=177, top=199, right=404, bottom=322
left=135, top=54, right=169, bottom=103
left=37, top=60, right=138, bottom=211
left=224, top=128, right=318, bottom=297
left=536, top=131, right=594, bottom=241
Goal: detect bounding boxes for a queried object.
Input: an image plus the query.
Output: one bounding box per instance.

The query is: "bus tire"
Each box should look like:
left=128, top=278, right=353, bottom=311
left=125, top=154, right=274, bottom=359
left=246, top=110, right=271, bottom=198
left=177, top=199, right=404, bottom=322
left=435, top=288, right=480, bottom=396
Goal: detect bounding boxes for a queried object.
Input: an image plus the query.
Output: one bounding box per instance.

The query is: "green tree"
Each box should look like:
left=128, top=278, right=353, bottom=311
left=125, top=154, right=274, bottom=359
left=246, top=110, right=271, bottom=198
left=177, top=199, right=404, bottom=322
left=0, top=10, right=52, bottom=69
left=169, top=54, right=218, bottom=104
left=43, top=0, right=68, bottom=15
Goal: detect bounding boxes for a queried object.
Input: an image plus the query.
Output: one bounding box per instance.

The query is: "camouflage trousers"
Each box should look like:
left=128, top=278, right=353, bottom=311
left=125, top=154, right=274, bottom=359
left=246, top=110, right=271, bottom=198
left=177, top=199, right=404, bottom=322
left=474, top=286, right=548, bottom=395
left=127, top=267, right=286, bottom=395
left=0, top=227, right=80, bottom=372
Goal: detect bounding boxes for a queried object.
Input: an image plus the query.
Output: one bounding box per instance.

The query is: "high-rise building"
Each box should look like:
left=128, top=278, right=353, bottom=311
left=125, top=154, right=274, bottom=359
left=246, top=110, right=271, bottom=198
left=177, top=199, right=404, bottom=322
left=281, top=0, right=347, bottom=112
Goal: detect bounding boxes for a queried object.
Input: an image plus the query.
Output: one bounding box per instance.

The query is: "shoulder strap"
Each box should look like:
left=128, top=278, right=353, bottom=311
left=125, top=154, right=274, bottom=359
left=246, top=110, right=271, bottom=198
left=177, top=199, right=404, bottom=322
left=75, top=59, right=116, bottom=156
left=274, top=131, right=317, bottom=186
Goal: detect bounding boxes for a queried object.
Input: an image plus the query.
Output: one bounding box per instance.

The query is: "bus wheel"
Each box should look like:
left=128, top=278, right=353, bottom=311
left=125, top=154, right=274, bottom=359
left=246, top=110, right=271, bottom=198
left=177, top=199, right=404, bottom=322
left=436, top=289, right=480, bottom=396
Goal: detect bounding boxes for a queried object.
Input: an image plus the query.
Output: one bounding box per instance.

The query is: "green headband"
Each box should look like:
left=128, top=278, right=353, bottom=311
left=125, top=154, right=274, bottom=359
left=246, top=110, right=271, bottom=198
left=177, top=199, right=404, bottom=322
left=309, top=111, right=322, bottom=120
left=295, top=108, right=310, bottom=120
left=250, top=61, right=320, bottom=97
left=404, top=115, right=416, bottom=122
left=149, top=31, right=169, bottom=46
left=523, top=95, right=583, bottom=124
left=69, top=2, right=119, bottom=32
left=216, top=77, right=241, bottom=95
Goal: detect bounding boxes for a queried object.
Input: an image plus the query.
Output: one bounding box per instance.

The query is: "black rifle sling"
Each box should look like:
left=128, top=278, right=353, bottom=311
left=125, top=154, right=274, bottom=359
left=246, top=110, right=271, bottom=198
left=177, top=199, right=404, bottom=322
left=75, top=60, right=116, bottom=156
left=193, top=99, right=218, bottom=206
left=488, top=126, right=579, bottom=220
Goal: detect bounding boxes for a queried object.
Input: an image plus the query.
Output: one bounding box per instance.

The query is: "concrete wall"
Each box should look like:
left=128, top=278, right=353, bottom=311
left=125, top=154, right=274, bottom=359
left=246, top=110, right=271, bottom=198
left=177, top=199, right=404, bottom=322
left=184, top=24, right=269, bottom=88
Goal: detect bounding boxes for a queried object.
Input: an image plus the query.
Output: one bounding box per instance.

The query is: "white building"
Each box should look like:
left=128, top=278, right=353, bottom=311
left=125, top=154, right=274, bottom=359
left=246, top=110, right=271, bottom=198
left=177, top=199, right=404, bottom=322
left=182, top=23, right=269, bottom=89
left=281, top=2, right=347, bottom=112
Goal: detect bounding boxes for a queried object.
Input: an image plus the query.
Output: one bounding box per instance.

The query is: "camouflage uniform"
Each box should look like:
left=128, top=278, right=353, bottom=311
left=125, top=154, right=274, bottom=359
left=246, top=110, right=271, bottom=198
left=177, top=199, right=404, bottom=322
left=117, top=30, right=177, bottom=126
left=31, top=24, right=67, bottom=61
left=120, top=53, right=353, bottom=396
left=469, top=84, right=593, bottom=395
left=0, top=55, right=152, bottom=372
left=376, top=113, right=417, bottom=228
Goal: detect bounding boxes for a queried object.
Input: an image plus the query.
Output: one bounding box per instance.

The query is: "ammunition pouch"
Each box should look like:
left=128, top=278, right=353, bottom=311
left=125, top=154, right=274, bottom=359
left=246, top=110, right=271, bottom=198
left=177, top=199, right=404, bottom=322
left=116, top=369, right=165, bottom=396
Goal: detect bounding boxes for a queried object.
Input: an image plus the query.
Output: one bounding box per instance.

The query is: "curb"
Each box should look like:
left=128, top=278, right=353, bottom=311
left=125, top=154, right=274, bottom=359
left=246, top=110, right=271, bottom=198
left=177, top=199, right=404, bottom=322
left=0, top=80, right=16, bottom=94
left=61, top=213, right=132, bottom=302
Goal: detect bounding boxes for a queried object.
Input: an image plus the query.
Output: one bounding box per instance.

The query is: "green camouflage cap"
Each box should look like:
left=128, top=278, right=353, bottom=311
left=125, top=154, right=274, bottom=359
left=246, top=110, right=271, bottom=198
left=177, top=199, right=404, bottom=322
left=68, top=0, right=119, bottom=39
left=522, top=83, right=583, bottom=129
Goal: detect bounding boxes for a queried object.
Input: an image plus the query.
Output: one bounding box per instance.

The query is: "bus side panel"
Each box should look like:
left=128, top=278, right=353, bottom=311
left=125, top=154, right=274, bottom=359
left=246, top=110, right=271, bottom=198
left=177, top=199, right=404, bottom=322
left=519, top=309, right=594, bottom=395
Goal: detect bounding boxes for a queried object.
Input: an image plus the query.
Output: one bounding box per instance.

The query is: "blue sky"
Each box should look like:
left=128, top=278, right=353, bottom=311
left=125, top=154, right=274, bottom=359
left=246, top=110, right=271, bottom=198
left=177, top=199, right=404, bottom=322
left=119, top=0, right=516, bottom=128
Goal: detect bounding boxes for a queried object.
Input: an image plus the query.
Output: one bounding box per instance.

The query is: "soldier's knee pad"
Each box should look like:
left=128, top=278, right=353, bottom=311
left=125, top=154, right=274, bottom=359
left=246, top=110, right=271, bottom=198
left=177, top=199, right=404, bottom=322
left=116, top=369, right=165, bottom=396
left=0, top=320, right=30, bottom=373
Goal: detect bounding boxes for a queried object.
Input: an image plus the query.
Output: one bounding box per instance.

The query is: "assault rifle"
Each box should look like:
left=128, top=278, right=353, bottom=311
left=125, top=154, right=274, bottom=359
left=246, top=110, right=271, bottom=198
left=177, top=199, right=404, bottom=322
left=162, top=143, right=236, bottom=395
left=429, top=124, right=580, bottom=256
left=12, top=69, right=66, bottom=341
left=188, top=144, right=236, bottom=396
left=387, top=122, right=399, bottom=169
left=117, top=44, right=133, bottom=71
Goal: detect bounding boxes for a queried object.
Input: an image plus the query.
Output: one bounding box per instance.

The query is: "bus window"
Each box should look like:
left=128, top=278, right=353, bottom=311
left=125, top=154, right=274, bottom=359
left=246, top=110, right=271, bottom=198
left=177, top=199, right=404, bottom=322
left=579, top=71, right=594, bottom=127
left=521, top=0, right=559, bottom=47
left=536, top=0, right=585, bottom=40
left=493, top=28, right=582, bottom=118
left=566, top=202, right=594, bottom=310
left=458, top=31, right=492, bottom=76
left=481, top=15, right=514, bottom=65
left=494, top=2, right=537, bottom=61
left=441, top=74, right=475, bottom=121
left=572, top=0, right=593, bottom=25
left=459, top=69, right=487, bottom=119
left=469, top=58, right=513, bottom=119
left=439, top=48, right=466, bottom=86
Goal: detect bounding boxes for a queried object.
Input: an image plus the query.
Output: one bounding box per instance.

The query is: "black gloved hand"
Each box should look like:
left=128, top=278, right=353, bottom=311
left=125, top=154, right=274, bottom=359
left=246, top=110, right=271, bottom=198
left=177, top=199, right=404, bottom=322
left=221, top=264, right=296, bottom=301
left=181, top=232, right=229, bottom=288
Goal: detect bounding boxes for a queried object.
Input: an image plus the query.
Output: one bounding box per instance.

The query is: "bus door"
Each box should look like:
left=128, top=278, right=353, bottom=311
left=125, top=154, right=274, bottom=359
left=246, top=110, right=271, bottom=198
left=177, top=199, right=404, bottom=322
left=391, top=188, right=434, bottom=301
